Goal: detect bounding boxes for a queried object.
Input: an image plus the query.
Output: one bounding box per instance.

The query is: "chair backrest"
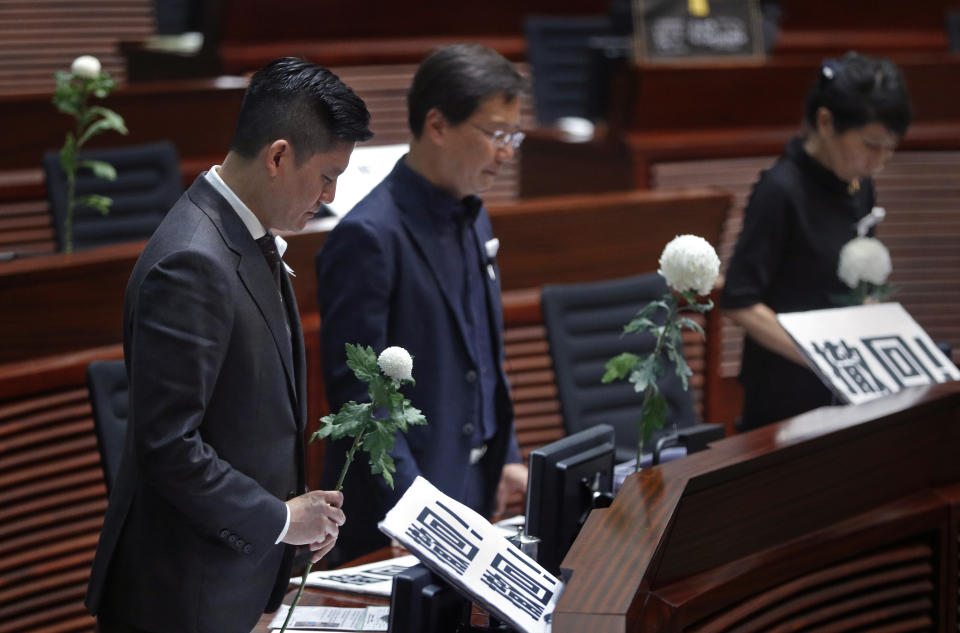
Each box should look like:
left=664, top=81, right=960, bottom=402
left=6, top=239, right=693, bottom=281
left=43, top=141, right=183, bottom=252
left=524, top=15, right=614, bottom=125
left=86, top=359, right=128, bottom=494
left=541, top=273, right=699, bottom=463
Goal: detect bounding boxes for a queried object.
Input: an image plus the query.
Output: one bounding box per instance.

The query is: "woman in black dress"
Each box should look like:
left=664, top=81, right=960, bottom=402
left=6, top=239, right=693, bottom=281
left=720, top=52, right=912, bottom=431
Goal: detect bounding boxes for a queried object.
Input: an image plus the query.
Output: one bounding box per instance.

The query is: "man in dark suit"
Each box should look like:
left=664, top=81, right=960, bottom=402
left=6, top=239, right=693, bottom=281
left=86, top=58, right=373, bottom=633
left=316, top=45, right=528, bottom=564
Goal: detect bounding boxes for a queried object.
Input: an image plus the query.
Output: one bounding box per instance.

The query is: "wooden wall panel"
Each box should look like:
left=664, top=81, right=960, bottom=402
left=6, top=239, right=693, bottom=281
left=0, top=346, right=121, bottom=633
left=0, top=62, right=533, bottom=257
left=0, top=0, right=154, bottom=95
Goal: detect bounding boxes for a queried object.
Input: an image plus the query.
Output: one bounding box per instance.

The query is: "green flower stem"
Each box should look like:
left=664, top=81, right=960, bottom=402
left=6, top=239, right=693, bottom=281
left=279, top=563, right=313, bottom=633
left=279, top=430, right=364, bottom=633
left=636, top=296, right=677, bottom=473
left=62, top=87, right=90, bottom=254
left=636, top=382, right=656, bottom=473
left=336, top=432, right=364, bottom=491
left=64, top=170, right=76, bottom=254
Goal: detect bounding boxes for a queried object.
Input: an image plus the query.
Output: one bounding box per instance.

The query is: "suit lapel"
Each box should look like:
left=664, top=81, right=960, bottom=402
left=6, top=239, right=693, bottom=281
left=189, top=178, right=298, bottom=406
left=398, top=206, right=478, bottom=368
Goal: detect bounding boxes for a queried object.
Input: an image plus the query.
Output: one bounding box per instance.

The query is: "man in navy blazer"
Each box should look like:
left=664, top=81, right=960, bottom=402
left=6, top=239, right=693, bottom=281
left=316, top=45, right=529, bottom=564
left=86, top=58, right=372, bottom=633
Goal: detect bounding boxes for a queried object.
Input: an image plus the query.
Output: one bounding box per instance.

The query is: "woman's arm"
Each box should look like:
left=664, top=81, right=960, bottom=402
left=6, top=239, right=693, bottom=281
left=725, top=302, right=807, bottom=366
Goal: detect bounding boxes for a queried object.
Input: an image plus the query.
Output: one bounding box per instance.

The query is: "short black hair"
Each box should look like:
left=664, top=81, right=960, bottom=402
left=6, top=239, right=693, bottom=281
left=803, top=51, right=912, bottom=137
left=407, top=44, right=527, bottom=138
left=230, top=57, right=373, bottom=164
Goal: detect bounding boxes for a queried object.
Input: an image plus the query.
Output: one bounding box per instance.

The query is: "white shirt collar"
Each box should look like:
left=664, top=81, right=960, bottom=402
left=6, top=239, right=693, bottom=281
left=204, top=166, right=293, bottom=274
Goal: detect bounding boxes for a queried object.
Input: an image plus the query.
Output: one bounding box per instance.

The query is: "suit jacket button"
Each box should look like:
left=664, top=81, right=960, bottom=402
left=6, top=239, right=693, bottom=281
left=243, top=543, right=253, bottom=554
left=219, top=529, right=229, bottom=539
left=228, top=535, right=237, bottom=544
left=287, top=490, right=297, bottom=500
left=462, top=422, right=475, bottom=436
left=465, top=370, right=478, bottom=383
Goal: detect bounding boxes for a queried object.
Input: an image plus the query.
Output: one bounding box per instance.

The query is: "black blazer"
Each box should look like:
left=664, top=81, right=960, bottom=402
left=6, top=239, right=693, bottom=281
left=85, top=176, right=307, bottom=633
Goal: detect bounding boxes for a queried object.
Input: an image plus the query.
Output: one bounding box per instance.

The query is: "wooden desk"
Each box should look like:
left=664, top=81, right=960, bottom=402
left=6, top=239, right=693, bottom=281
left=257, top=382, right=960, bottom=632
left=555, top=381, right=960, bottom=632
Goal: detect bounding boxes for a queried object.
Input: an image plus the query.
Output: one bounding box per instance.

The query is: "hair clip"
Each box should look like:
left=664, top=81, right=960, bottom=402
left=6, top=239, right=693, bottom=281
left=821, top=62, right=836, bottom=81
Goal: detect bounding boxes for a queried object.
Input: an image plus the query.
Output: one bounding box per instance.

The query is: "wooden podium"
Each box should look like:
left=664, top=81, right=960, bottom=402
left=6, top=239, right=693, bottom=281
left=554, top=382, right=960, bottom=632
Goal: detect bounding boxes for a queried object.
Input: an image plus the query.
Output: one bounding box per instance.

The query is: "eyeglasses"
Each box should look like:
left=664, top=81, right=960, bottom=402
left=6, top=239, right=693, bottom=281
left=469, top=123, right=525, bottom=150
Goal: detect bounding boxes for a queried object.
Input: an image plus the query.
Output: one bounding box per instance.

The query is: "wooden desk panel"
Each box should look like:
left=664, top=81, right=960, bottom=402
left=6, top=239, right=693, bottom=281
left=555, top=382, right=960, bottom=632
left=0, top=188, right=731, bottom=365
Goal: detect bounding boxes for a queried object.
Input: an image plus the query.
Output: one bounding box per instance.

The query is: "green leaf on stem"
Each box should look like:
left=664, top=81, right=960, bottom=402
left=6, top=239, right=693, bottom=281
left=77, top=108, right=128, bottom=146
left=80, top=159, right=117, bottom=180
left=628, top=354, right=663, bottom=393
left=602, top=352, right=639, bottom=383
left=313, top=401, right=372, bottom=441
left=677, top=317, right=705, bottom=338
left=683, top=298, right=714, bottom=314
left=624, top=299, right=668, bottom=332
left=346, top=343, right=379, bottom=382
left=76, top=194, right=112, bottom=215
left=368, top=374, right=392, bottom=409
left=639, top=389, right=667, bottom=444
left=624, top=316, right=655, bottom=334
left=394, top=401, right=427, bottom=432
left=363, top=419, right=399, bottom=488
left=666, top=346, right=692, bottom=391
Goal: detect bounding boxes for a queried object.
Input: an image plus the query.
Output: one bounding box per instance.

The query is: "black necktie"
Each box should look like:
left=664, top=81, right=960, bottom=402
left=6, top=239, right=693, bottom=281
left=255, top=233, right=283, bottom=290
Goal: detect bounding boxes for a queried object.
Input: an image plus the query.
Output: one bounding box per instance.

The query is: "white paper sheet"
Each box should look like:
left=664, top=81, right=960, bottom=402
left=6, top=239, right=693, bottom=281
left=292, top=554, right=419, bottom=597
left=778, top=302, right=960, bottom=405
left=378, top=476, right=563, bottom=633
left=268, top=605, right=389, bottom=631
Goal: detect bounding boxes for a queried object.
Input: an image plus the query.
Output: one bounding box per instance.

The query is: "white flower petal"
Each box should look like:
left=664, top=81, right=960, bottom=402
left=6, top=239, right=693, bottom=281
left=657, top=234, right=720, bottom=295
left=378, top=346, right=413, bottom=381
left=837, top=237, right=892, bottom=288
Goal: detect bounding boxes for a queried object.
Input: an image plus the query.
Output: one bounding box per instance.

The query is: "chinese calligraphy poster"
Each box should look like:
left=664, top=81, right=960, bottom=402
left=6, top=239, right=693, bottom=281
left=778, top=303, right=960, bottom=405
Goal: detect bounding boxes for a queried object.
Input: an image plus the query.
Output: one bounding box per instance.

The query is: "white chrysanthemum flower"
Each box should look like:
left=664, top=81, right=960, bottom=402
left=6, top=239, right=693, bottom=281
left=71, top=55, right=102, bottom=79
left=658, top=234, right=720, bottom=295
left=838, top=236, right=892, bottom=288
left=378, top=346, right=413, bottom=381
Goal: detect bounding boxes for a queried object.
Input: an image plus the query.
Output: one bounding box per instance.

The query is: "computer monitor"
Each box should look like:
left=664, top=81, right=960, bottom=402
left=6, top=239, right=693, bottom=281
left=524, top=424, right=616, bottom=577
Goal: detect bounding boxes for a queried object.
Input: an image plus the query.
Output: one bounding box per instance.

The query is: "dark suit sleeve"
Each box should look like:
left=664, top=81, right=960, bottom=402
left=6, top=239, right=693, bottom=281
left=720, top=176, right=791, bottom=310
left=129, top=249, right=287, bottom=562
left=317, top=219, right=423, bottom=496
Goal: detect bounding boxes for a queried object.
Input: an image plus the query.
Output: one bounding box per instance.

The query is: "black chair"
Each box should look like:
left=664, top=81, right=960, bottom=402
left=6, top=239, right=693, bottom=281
left=524, top=15, right=616, bottom=125
left=86, top=360, right=128, bottom=494
left=541, top=273, right=724, bottom=463
left=43, top=141, right=183, bottom=252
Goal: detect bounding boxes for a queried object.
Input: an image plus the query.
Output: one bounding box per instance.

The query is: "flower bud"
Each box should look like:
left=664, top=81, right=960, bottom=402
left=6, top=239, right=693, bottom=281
left=71, top=55, right=102, bottom=79
left=378, top=346, right=413, bottom=382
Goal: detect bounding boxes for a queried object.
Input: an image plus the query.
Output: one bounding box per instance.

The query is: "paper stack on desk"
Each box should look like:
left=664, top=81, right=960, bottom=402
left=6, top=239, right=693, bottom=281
left=268, top=604, right=389, bottom=631
left=293, top=554, right=419, bottom=597
left=379, top=476, right=563, bottom=633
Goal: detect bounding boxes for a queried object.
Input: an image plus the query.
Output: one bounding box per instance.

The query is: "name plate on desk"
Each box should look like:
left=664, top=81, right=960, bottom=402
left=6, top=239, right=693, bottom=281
left=632, top=0, right=764, bottom=62
left=778, top=302, right=960, bottom=405
left=379, top=476, right=562, bottom=633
